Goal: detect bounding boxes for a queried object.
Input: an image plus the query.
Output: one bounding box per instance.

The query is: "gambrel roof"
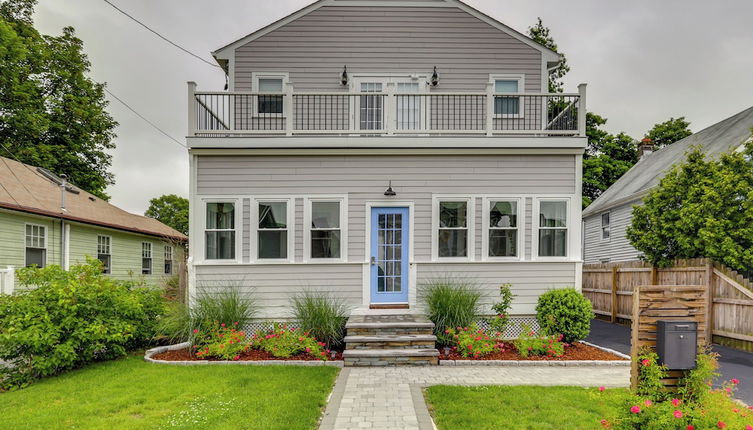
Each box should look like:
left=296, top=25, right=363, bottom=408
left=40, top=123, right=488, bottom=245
left=583, top=106, right=753, bottom=217
left=211, top=0, right=563, bottom=69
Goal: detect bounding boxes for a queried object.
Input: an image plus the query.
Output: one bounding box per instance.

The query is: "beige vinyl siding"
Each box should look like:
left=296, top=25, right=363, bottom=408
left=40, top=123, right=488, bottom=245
left=197, top=154, right=576, bottom=262
left=417, top=262, right=576, bottom=315
left=195, top=264, right=362, bottom=319
left=0, top=210, right=62, bottom=269
left=583, top=202, right=643, bottom=264
left=234, top=6, right=542, bottom=93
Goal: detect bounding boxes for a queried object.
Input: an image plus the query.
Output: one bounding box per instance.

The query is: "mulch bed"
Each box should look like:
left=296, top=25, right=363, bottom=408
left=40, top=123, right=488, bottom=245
left=152, top=347, right=344, bottom=362
left=438, top=341, right=627, bottom=361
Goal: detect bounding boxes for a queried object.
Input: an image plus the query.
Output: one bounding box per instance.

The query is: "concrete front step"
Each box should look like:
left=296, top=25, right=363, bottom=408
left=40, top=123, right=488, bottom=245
left=345, top=313, right=435, bottom=337
left=344, top=334, right=437, bottom=350
left=343, top=348, right=440, bottom=366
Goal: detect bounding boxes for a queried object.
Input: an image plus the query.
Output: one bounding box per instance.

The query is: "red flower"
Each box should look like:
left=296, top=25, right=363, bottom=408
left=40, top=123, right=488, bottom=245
left=630, top=406, right=641, bottom=414
left=641, top=359, right=650, bottom=366
left=717, top=421, right=726, bottom=429
left=598, top=386, right=605, bottom=392
left=686, top=426, right=695, bottom=430
left=644, top=400, right=652, bottom=407
left=233, top=355, right=240, bottom=361
left=673, top=410, right=683, bottom=419
left=221, top=323, right=226, bottom=327
left=671, top=398, right=681, bottom=406
left=731, top=378, right=740, bottom=385
left=193, top=329, right=199, bottom=334
left=600, top=419, right=609, bottom=428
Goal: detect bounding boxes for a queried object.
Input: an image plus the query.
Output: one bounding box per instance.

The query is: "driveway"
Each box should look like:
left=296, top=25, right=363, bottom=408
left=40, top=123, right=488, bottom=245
left=586, top=319, right=753, bottom=404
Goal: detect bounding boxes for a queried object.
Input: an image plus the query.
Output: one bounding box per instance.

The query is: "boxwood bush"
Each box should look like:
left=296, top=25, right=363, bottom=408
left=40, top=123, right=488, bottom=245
left=535, top=288, right=594, bottom=343
left=0, top=260, right=165, bottom=389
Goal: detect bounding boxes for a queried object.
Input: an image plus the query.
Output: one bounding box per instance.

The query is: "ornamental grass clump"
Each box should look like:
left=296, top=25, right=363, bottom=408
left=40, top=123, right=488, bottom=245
left=513, top=325, right=565, bottom=358
left=444, top=324, right=503, bottom=358
left=535, top=287, right=594, bottom=343
left=290, top=291, right=347, bottom=348
left=420, top=277, right=482, bottom=344
left=250, top=324, right=329, bottom=360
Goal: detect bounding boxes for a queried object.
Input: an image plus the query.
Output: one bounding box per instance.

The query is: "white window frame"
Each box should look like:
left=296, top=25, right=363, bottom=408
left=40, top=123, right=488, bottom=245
left=252, top=197, right=295, bottom=263
left=350, top=75, right=428, bottom=132
left=303, top=196, right=348, bottom=263
left=490, top=74, right=525, bottom=119
left=141, top=242, right=153, bottom=275
left=24, top=223, right=47, bottom=268
left=431, top=196, right=475, bottom=262
left=251, top=72, right=288, bottom=117
left=164, top=245, right=173, bottom=275
left=97, top=235, right=112, bottom=274
left=481, top=197, right=523, bottom=262
left=601, top=212, right=611, bottom=240
left=200, top=197, right=242, bottom=264
left=532, top=197, right=571, bottom=261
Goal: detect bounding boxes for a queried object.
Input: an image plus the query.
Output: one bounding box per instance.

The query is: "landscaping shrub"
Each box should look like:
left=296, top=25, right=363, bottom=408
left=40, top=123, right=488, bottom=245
left=250, top=324, right=329, bottom=360
left=513, top=325, right=565, bottom=358
left=0, top=260, right=165, bottom=389
left=194, top=324, right=247, bottom=361
left=488, top=283, right=515, bottom=336
left=420, top=277, right=482, bottom=344
left=535, top=287, right=594, bottom=343
left=444, top=324, right=503, bottom=358
left=290, top=291, right=347, bottom=347
left=156, top=288, right=255, bottom=344
left=604, top=349, right=753, bottom=429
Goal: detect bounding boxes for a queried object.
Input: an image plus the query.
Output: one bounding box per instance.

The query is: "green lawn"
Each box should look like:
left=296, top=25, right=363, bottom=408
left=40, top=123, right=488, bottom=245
left=0, top=354, right=339, bottom=430
left=425, top=385, right=632, bottom=430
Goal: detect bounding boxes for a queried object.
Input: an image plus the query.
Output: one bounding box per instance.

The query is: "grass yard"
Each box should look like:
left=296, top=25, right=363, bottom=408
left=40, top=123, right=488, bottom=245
left=0, top=354, right=339, bottom=430
left=425, top=385, right=632, bottom=430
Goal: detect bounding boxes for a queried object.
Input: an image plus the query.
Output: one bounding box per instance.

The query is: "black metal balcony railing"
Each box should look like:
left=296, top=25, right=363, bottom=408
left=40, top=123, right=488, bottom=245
left=188, top=83, right=586, bottom=137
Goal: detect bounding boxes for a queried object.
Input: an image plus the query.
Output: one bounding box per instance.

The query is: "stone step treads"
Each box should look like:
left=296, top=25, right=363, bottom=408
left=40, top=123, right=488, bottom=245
left=342, top=348, right=440, bottom=366
left=343, top=313, right=440, bottom=366
left=343, top=334, right=437, bottom=350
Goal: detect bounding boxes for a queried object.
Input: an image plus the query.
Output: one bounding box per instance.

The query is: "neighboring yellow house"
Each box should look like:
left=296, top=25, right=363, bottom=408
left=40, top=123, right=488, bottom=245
left=0, top=156, right=187, bottom=294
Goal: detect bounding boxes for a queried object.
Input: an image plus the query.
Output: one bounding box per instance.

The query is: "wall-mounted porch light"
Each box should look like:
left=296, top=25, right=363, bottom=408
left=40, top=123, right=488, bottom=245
left=384, top=180, right=396, bottom=197
left=340, top=65, right=349, bottom=86
left=430, top=66, right=439, bottom=87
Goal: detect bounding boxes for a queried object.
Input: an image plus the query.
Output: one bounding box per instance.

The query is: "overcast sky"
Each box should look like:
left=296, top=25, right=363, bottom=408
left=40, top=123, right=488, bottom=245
left=33, top=0, right=753, bottom=214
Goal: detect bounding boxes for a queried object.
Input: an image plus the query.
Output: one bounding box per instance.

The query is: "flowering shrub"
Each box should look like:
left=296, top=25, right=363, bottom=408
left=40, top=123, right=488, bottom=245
left=250, top=324, right=329, bottom=360
left=513, top=325, right=564, bottom=358
left=194, top=323, right=247, bottom=360
left=488, top=283, right=514, bottom=336
left=602, top=350, right=753, bottom=429
left=444, top=324, right=503, bottom=358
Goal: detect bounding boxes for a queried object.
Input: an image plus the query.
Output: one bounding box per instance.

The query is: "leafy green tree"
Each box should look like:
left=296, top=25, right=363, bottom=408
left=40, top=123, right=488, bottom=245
left=627, top=141, right=753, bottom=272
left=582, top=113, right=637, bottom=206
left=145, top=194, right=189, bottom=236
left=645, top=117, right=692, bottom=148
left=0, top=0, right=117, bottom=200
left=528, top=17, right=570, bottom=93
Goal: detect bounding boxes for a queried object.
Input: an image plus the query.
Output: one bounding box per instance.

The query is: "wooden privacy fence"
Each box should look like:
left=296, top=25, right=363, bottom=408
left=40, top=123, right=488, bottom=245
left=630, top=285, right=708, bottom=390
left=584, top=258, right=753, bottom=352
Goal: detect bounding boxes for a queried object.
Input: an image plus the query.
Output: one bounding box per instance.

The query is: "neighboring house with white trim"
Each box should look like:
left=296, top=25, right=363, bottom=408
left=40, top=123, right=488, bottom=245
left=583, top=106, right=753, bottom=264
left=0, top=156, right=187, bottom=294
left=187, top=0, right=587, bottom=319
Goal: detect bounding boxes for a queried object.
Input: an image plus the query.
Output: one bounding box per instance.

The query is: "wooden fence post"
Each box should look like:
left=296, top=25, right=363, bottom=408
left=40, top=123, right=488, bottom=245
left=611, top=266, right=619, bottom=323
left=650, top=266, right=658, bottom=285
left=705, top=260, right=714, bottom=345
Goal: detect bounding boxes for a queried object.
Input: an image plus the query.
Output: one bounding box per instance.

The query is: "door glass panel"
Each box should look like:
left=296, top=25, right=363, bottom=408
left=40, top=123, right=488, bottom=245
left=360, top=82, right=383, bottom=130
left=375, top=212, right=403, bottom=294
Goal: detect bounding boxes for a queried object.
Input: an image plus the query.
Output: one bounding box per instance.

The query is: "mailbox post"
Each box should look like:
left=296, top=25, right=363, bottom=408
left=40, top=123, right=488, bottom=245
left=656, top=320, right=697, bottom=370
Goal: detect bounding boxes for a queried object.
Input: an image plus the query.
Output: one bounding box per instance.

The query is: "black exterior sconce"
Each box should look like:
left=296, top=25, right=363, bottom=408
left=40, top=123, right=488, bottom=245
left=384, top=180, right=396, bottom=196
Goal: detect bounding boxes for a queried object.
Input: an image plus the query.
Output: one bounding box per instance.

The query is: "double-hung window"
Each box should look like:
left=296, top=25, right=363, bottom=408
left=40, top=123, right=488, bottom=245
left=436, top=199, right=471, bottom=259
left=164, top=245, right=173, bottom=274
left=257, top=200, right=290, bottom=260
left=25, top=224, right=46, bottom=268
left=142, top=242, right=152, bottom=275
left=253, top=73, right=287, bottom=115
left=492, top=75, right=524, bottom=117
left=205, top=202, right=236, bottom=260
left=307, top=199, right=344, bottom=260
left=601, top=212, right=611, bottom=240
left=537, top=200, right=569, bottom=258
left=486, top=199, right=519, bottom=258
left=97, top=235, right=111, bottom=274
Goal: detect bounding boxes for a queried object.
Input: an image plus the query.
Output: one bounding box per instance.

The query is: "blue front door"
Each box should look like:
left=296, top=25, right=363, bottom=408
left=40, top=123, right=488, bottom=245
left=370, top=207, right=409, bottom=304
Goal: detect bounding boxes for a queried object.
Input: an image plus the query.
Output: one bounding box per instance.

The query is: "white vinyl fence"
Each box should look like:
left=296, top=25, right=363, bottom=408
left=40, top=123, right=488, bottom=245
left=0, top=266, right=15, bottom=295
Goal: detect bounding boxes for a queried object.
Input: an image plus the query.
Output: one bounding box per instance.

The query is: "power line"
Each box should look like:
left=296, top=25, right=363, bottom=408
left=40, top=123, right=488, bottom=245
left=104, top=88, right=187, bottom=149
left=101, top=0, right=221, bottom=69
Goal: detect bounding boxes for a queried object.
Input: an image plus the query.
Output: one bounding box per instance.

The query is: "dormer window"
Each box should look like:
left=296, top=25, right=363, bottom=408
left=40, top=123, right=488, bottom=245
left=252, top=72, right=288, bottom=115
left=491, top=74, right=524, bottom=117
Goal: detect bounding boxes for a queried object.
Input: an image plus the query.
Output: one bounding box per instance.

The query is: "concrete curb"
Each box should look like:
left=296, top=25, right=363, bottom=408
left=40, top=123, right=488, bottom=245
left=318, top=368, right=350, bottom=430
left=144, top=343, right=344, bottom=367
left=439, top=359, right=630, bottom=366
left=580, top=340, right=632, bottom=359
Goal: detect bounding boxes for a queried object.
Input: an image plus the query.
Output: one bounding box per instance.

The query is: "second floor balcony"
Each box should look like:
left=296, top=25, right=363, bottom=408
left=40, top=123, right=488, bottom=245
left=188, top=82, right=586, bottom=138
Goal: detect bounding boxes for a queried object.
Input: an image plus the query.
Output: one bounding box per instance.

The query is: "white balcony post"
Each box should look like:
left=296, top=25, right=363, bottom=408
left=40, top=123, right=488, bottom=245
left=578, top=83, right=587, bottom=137
left=386, top=82, right=395, bottom=135
left=187, top=81, right=197, bottom=136
left=285, top=82, right=294, bottom=136
left=485, top=82, right=494, bottom=136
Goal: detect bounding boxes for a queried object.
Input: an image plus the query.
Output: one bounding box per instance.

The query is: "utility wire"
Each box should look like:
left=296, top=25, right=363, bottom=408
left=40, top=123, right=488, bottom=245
left=104, top=88, right=187, bottom=149
left=101, top=0, right=221, bottom=69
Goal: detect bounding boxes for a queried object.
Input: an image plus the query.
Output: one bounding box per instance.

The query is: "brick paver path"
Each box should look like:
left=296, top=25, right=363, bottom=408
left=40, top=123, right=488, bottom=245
left=319, top=365, right=630, bottom=430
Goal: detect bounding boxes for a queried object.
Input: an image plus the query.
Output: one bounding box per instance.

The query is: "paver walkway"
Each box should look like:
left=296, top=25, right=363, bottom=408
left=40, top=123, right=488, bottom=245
left=320, top=365, right=630, bottom=430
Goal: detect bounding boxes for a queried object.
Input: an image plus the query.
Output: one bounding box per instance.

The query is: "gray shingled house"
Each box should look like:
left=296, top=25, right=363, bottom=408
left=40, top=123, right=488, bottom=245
left=582, top=106, right=753, bottom=264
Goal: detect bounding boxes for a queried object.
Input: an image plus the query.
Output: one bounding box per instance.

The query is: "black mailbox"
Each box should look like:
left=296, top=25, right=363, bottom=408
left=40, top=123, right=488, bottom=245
left=656, top=320, right=697, bottom=370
